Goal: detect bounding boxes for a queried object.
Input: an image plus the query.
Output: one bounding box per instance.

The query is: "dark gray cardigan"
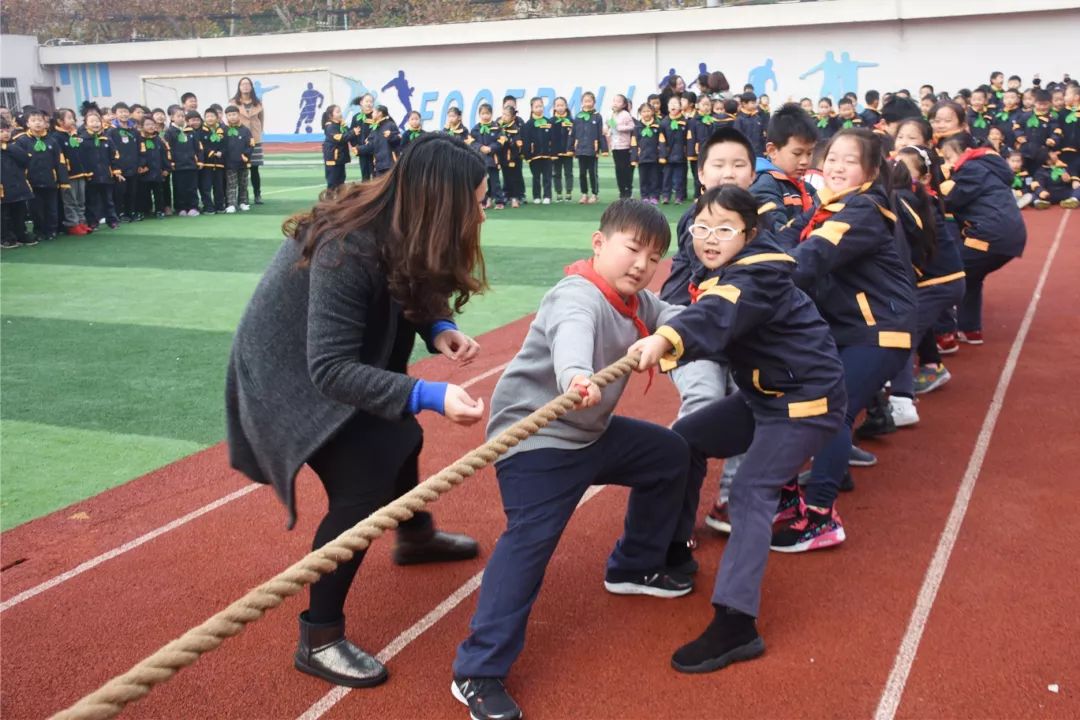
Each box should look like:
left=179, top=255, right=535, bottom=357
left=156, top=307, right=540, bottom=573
left=225, top=231, right=418, bottom=528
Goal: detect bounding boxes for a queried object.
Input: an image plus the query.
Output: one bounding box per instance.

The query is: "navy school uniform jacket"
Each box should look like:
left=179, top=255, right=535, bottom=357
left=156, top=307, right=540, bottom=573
left=138, top=132, right=171, bottom=182
left=687, top=115, right=717, bottom=162
left=224, top=124, right=254, bottom=170
left=77, top=129, right=120, bottom=183
left=400, top=127, right=426, bottom=148
left=550, top=112, right=574, bottom=157
left=498, top=117, right=525, bottom=167
left=348, top=111, right=373, bottom=152
left=1014, top=111, right=1062, bottom=160
left=572, top=110, right=607, bottom=157
left=658, top=114, right=690, bottom=164
left=522, top=114, right=554, bottom=161
left=966, top=109, right=993, bottom=143
left=734, top=111, right=767, bottom=156
left=894, top=186, right=965, bottom=288
left=443, top=123, right=472, bottom=144
left=1032, top=161, right=1077, bottom=199
left=751, top=157, right=818, bottom=233
left=860, top=107, right=882, bottom=127
left=992, top=107, right=1022, bottom=147
left=1059, top=106, right=1079, bottom=158
left=1, top=138, right=35, bottom=203
left=630, top=120, right=661, bottom=164
left=13, top=131, right=69, bottom=189
left=199, top=124, right=226, bottom=170
left=941, top=148, right=1026, bottom=257
left=777, top=182, right=917, bottom=350
left=359, top=118, right=401, bottom=174
left=660, top=198, right=786, bottom=307
left=165, top=126, right=201, bottom=172
left=815, top=113, right=840, bottom=140
left=468, top=122, right=504, bottom=169
left=322, top=121, right=352, bottom=167
left=656, top=235, right=845, bottom=421
left=107, top=124, right=141, bottom=176
left=835, top=115, right=864, bottom=132
left=54, top=129, right=91, bottom=181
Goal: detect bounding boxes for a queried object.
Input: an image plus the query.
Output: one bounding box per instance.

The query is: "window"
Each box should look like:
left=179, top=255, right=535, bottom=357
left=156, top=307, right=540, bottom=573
left=0, top=78, right=18, bottom=110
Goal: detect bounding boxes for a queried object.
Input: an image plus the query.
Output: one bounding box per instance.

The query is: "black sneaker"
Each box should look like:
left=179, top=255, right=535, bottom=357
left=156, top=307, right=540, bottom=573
left=671, top=604, right=765, bottom=673
left=254, top=194, right=264, bottom=205
left=451, top=677, right=522, bottom=720
left=855, top=390, right=896, bottom=439
left=666, top=540, right=699, bottom=576
left=849, top=445, right=878, bottom=467
left=604, top=568, right=693, bottom=598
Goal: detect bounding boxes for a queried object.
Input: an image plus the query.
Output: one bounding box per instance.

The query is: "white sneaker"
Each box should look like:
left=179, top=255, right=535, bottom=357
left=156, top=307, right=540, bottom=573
left=239, top=203, right=251, bottom=211
left=542, top=197, right=551, bottom=205
left=225, top=205, right=236, bottom=214
left=532, top=197, right=541, bottom=205
left=188, top=209, right=200, bottom=217
left=177, top=210, right=188, bottom=217
left=889, top=396, right=919, bottom=427
left=1017, top=193, right=1033, bottom=209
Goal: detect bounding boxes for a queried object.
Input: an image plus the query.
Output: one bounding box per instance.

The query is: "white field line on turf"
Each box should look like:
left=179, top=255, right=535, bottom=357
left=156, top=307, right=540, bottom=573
left=0, top=360, right=513, bottom=614
left=260, top=183, right=327, bottom=196
left=297, top=485, right=606, bottom=720
left=874, top=211, right=1071, bottom=720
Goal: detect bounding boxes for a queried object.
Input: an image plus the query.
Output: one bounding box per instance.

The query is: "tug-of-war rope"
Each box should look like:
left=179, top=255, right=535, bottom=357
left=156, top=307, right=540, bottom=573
left=51, top=354, right=639, bottom=720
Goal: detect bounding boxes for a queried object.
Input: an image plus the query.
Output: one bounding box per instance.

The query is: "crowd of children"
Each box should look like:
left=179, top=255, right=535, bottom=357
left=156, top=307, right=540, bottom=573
left=445, top=69, right=1073, bottom=720
left=1, top=89, right=261, bottom=249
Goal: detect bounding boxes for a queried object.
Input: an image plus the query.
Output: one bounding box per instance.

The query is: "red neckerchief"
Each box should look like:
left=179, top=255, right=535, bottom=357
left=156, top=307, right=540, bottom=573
left=951, top=147, right=992, bottom=173
left=565, top=258, right=653, bottom=391
left=799, top=202, right=837, bottom=242
left=687, top=282, right=701, bottom=303
left=791, top=175, right=813, bottom=211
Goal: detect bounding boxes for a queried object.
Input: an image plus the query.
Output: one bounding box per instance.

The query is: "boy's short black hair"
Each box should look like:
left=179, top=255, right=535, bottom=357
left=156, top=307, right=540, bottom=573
left=766, top=102, right=818, bottom=147
left=647, top=93, right=660, bottom=102
left=203, top=107, right=219, bottom=117
left=957, top=88, right=972, bottom=99
left=741, top=92, right=757, bottom=103
left=152, top=108, right=166, bottom=115
left=207, top=103, right=223, bottom=113
left=111, top=101, right=129, bottom=112
left=819, top=97, right=833, bottom=106
left=180, top=92, right=197, bottom=103
left=141, top=115, right=157, bottom=124
left=185, top=110, right=201, bottom=120
left=447, top=106, right=461, bottom=116
left=1008, top=75, right=1022, bottom=83
left=971, top=87, right=988, bottom=98
left=599, top=199, right=672, bottom=255
left=224, top=105, right=239, bottom=114
left=843, top=91, right=858, bottom=101
left=502, top=94, right=517, bottom=105
left=838, top=97, right=854, bottom=107
left=25, top=107, right=46, bottom=119
left=990, top=71, right=1004, bottom=80
left=723, top=98, right=739, bottom=114
left=882, top=96, right=922, bottom=123
left=684, top=91, right=697, bottom=104
left=0, top=117, right=11, bottom=130
left=700, top=126, right=755, bottom=166
left=865, top=89, right=880, bottom=104
left=1032, top=88, right=1051, bottom=103
left=167, top=104, right=182, bottom=116
left=694, top=185, right=760, bottom=239
left=130, top=103, right=145, bottom=112
left=478, top=103, right=492, bottom=113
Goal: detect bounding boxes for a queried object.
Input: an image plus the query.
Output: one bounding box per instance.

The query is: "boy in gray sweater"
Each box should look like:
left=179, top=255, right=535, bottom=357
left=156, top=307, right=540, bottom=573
left=451, top=200, right=692, bottom=720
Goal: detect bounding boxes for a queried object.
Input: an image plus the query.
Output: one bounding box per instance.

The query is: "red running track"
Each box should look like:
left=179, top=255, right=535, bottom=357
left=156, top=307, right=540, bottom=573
left=1, top=210, right=1077, bottom=719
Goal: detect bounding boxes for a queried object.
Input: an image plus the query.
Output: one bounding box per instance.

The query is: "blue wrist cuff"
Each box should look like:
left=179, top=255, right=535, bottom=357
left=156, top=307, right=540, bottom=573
left=408, top=380, right=448, bottom=415
left=430, top=319, right=458, bottom=338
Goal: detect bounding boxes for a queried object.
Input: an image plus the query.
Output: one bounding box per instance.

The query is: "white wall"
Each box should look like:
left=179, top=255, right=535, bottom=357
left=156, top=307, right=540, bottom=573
left=27, top=0, right=1080, bottom=140
left=0, top=34, right=54, bottom=110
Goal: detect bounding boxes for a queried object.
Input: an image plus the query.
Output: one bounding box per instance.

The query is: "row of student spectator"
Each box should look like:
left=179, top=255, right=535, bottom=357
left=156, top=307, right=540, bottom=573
left=1, top=92, right=262, bottom=248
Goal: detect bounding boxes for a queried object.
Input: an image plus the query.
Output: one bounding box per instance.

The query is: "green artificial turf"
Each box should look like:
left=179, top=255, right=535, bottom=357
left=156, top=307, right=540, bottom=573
left=0, top=156, right=685, bottom=529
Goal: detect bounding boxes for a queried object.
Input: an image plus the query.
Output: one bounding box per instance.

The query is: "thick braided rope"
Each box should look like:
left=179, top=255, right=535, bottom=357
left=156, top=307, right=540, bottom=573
left=51, top=353, right=640, bottom=720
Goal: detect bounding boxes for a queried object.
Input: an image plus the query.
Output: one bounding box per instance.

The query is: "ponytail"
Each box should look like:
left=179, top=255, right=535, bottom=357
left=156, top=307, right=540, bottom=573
left=891, top=149, right=938, bottom=266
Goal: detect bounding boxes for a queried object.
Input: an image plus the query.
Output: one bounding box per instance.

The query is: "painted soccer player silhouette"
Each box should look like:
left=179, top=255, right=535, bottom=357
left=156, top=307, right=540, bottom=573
left=801, top=51, right=878, bottom=98
left=747, top=59, right=777, bottom=95
left=294, top=82, right=324, bottom=134
left=381, top=70, right=416, bottom=127
left=252, top=80, right=280, bottom=98
left=658, top=67, right=677, bottom=89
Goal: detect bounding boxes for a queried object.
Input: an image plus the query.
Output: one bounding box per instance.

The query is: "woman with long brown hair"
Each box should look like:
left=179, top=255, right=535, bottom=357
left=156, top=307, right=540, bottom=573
left=232, top=77, right=265, bottom=203
left=226, top=134, right=489, bottom=688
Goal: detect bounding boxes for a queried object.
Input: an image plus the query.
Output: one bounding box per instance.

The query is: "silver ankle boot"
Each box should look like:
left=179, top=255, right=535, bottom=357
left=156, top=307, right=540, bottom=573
left=294, top=612, right=388, bottom=688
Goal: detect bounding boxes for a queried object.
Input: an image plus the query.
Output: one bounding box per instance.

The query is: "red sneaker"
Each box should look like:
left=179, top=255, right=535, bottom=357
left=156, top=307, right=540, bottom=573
left=957, top=330, right=984, bottom=345
left=66, top=225, right=87, bottom=236
left=936, top=332, right=959, bottom=355
left=706, top=502, right=731, bottom=534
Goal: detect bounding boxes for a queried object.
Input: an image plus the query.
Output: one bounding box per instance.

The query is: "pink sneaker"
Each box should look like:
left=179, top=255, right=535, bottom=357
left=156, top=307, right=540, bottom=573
left=773, top=480, right=802, bottom=524
left=770, top=505, right=845, bottom=553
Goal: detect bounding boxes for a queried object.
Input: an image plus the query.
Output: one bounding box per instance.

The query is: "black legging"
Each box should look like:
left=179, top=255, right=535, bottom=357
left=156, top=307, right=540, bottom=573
left=306, top=412, right=427, bottom=623
left=612, top=149, right=634, bottom=199
left=577, top=156, right=598, bottom=196
left=250, top=166, right=261, bottom=197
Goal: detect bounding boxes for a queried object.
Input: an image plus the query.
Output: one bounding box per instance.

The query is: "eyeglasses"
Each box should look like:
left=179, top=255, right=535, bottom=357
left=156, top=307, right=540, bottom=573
left=688, top=223, right=746, bottom=242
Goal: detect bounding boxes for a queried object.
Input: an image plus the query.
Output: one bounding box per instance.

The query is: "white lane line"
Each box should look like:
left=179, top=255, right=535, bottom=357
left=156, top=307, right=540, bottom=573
left=874, top=211, right=1071, bottom=720
left=0, top=359, right=514, bottom=613
left=0, top=484, right=261, bottom=613
left=297, top=485, right=606, bottom=720
left=260, top=183, right=326, bottom=196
